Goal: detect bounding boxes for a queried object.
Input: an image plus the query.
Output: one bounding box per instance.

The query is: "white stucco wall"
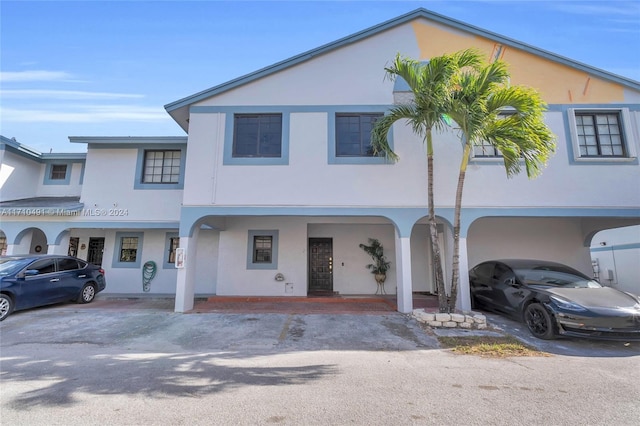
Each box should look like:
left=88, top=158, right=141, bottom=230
left=590, top=225, right=640, bottom=296
left=80, top=148, right=182, bottom=222
left=181, top=41, right=640, bottom=212
left=215, top=217, right=400, bottom=296
left=467, top=217, right=594, bottom=276
left=0, top=150, right=41, bottom=201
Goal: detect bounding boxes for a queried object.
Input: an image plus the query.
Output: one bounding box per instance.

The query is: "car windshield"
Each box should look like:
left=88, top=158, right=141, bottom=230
left=0, top=258, right=33, bottom=276
left=514, top=266, right=603, bottom=288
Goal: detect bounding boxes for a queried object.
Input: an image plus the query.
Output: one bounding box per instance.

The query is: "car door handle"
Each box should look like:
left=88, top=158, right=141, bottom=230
left=78, top=275, right=87, bottom=278
left=50, top=278, right=60, bottom=282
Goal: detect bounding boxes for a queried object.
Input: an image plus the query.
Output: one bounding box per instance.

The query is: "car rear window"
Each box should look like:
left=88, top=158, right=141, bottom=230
left=58, top=258, right=80, bottom=271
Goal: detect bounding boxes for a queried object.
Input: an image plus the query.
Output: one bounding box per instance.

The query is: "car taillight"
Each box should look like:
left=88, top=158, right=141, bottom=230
left=99, top=268, right=105, bottom=275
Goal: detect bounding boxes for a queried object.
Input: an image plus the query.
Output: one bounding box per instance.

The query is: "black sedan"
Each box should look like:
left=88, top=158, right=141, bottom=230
left=0, top=255, right=106, bottom=321
left=469, top=259, right=640, bottom=340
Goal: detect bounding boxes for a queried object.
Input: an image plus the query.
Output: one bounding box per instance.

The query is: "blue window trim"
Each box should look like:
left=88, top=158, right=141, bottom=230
left=246, top=230, right=279, bottom=270
left=328, top=107, right=393, bottom=165
left=43, top=161, right=74, bottom=185
left=565, top=107, right=638, bottom=165
left=224, top=112, right=290, bottom=165
left=192, top=105, right=395, bottom=165
left=163, top=232, right=179, bottom=269
left=134, top=145, right=186, bottom=189
left=112, top=232, right=144, bottom=269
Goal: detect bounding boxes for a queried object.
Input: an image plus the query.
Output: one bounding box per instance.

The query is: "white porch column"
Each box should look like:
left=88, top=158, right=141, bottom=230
left=457, top=236, right=471, bottom=311
left=5, top=245, right=18, bottom=255
left=174, top=236, right=197, bottom=313
left=394, top=232, right=413, bottom=313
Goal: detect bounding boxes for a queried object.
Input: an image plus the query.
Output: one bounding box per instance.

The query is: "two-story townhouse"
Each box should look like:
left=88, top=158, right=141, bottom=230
left=2, top=9, right=639, bottom=314
left=164, top=8, right=640, bottom=313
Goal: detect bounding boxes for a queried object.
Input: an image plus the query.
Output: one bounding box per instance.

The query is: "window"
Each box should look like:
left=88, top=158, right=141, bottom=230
left=50, top=164, right=67, bottom=180
left=143, top=150, right=181, bottom=183
left=253, top=236, right=272, bottom=263
left=68, top=237, right=79, bottom=257
left=164, top=235, right=180, bottom=268
left=575, top=112, right=625, bottom=157
left=246, top=230, right=279, bottom=270
left=119, top=237, right=139, bottom=262
left=473, top=141, right=501, bottom=157
left=58, top=258, right=80, bottom=271
left=0, top=236, right=6, bottom=256
left=27, top=259, right=56, bottom=275
left=112, top=232, right=144, bottom=268
left=568, top=109, right=637, bottom=162
left=44, top=161, right=75, bottom=185
left=335, top=113, right=383, bottom=157
left=472, top=112, right=515, bottom=158
left=233, top=114, right=282, bottom=158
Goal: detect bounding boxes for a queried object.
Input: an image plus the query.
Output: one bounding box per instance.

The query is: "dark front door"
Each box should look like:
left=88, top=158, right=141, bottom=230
left=87, top=238, right=105, bottom=266
left=308, top=238, right=333, bottom=294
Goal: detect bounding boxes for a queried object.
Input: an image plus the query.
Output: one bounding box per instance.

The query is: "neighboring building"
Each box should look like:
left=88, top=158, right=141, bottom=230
left=590, top=225, right=640, bottom=296
left=2, top=8, right=639, bottom=313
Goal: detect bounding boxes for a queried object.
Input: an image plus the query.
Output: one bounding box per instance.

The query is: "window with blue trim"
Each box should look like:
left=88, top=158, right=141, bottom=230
left=43, top=161, right=74, bottom=185
left=134, top=146, right=185, bottom=189
left=233, top=114, right=282, bottom=158
left=246, top=230, right=279, bottom=270
left=568, top=108, right=637, bottom=162
left=335, top=113, right=383, bottom=157
left=112, top=232, right=144, bottom=268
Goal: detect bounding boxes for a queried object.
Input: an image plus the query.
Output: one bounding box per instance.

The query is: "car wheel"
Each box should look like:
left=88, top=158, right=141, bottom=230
left=77, top=284, right=96, bottom=304
left=0, top=294, right=14, bottom=321
left=524, top=303, right=556, bottom=340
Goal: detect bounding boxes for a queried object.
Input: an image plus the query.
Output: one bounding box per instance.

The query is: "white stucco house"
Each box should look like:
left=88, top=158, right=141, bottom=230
left=2, top=9, right=639, bottom=313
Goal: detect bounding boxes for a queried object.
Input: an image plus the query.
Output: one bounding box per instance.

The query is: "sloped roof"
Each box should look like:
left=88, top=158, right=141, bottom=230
left=1, top=136, right=86, bottom=162
left=164, top=7, right=640, bottom=131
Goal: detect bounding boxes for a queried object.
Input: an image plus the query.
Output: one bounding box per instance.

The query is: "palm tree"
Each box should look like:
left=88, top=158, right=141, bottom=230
left=444, top=59, right=556, bottom=312
left=371, top=51, right=483, bottom=312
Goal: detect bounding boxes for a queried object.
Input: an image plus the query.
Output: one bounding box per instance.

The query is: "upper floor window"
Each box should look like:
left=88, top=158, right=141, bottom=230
left=472, top=112, right=516, bottom=158
left=50, top=164, right=68, bottom=180
left=233, top=114, right=282, bottom=158
left=575, top=112, right=625, bottom=157
left=143, top=150, right=181, bottom=183
left=473, top=141, right=501, bottom=158
left=335, top=113, right=383, bottom=157
left=568, top=108, right=637, bottom=163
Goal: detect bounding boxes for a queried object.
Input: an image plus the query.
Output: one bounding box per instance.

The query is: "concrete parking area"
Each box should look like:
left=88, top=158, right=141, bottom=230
left=1, top=296, right=638, bottom=425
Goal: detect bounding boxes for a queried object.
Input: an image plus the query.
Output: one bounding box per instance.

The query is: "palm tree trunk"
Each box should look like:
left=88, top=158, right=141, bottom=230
left=449, top=142, right=472, bottom=312
left=426, top=131, right=447, bottom=312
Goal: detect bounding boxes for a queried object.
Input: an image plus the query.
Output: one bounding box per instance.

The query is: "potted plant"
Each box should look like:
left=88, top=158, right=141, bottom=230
left=359, top=238, right=391, bottom=294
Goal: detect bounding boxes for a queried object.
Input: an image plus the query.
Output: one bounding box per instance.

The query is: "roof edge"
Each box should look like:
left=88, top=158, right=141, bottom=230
left=69, top=136, right=188, bottom=144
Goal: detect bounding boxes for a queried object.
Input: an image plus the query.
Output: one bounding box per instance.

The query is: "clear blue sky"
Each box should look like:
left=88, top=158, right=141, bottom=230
left=1, top=0, right=639, bottom=153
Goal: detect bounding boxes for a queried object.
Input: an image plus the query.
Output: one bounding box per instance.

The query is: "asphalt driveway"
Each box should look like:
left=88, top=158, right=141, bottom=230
left=1, top=297, right=639, bottom=425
